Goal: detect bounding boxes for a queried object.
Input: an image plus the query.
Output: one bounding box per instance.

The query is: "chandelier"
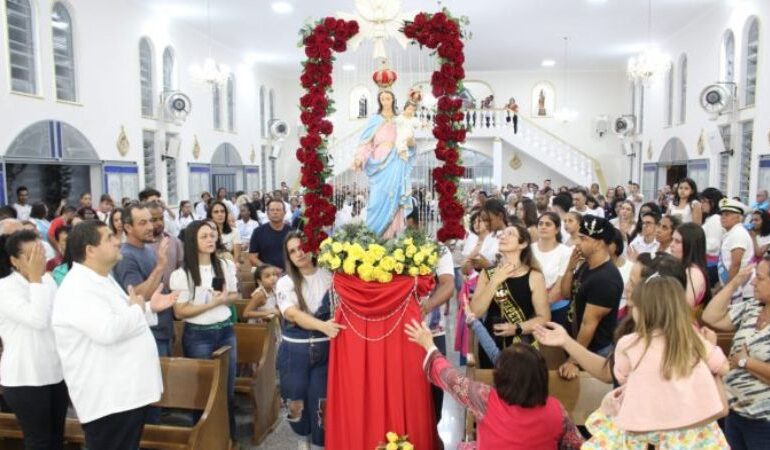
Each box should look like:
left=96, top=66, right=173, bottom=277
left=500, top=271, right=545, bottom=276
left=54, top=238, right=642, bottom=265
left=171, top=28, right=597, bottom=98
left=554, top=36, right=578, bottom=123
left=627, top=47, right=670, bottom=84
left=627, top=0, right=670, bottom=84
left=192, top=0, right=229, bottom=85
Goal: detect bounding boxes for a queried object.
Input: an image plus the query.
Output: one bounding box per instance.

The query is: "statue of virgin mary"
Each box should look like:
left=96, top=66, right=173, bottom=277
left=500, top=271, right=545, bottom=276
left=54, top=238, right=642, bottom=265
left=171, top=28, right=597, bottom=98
left=353, top=90, right=418, bottom=238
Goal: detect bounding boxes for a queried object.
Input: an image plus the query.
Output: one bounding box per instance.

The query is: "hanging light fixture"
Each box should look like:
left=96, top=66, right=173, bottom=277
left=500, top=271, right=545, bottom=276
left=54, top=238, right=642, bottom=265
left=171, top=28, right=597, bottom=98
left=627, top=0, right=670, bottom=84
left=554, top=36, right=579, bottom=123
left=194, top=0, right=229, bottom=85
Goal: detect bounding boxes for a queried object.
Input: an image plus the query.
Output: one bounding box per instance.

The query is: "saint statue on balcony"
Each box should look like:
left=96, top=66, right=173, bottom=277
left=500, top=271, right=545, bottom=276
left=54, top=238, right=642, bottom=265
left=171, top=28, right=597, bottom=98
left=538, top=89, right=547, bottom=116
left=353, top=89, right=418, bottom=238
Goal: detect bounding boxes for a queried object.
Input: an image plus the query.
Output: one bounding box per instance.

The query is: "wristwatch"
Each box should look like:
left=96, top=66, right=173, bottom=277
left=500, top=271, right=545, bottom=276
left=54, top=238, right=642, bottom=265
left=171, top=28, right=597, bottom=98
left=514, top=323, right=523, bottom=336
left=738, top=357, right=748, bottom=369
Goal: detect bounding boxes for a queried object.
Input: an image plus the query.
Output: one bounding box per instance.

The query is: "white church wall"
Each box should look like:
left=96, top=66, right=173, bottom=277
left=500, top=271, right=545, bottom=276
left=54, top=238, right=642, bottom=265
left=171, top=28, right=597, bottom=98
left=0, top=0, right=289, bottom=205
left=638, top=0, right=770, bottom=201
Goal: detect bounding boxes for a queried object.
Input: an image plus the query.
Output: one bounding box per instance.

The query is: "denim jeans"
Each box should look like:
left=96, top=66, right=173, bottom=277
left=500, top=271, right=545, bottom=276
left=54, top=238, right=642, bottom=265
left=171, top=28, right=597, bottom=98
left=725, top=410, right=770, bottom=450
left=182, top=324, right=237, bottom=439
left=277, top=340, right=329, bottom=447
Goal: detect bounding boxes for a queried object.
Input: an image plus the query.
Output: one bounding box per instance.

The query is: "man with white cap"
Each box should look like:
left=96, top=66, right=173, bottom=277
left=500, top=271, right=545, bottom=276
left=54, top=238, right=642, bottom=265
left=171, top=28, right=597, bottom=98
left=719, top=198, right=753, bottom=302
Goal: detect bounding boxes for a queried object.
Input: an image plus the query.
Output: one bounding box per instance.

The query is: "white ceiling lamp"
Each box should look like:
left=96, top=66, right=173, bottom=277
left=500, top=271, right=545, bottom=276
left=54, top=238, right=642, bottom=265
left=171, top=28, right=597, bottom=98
left=271, top=2, right=294, bottom=14
left=554, top=36, right=579, bottom=123
left=541, top=59, right=556, bottom=67
left=342, top=64, right=356, bottom=71
left=193, top=0, right=229, bottom=85
left=627, top=0, right=670, bottom=85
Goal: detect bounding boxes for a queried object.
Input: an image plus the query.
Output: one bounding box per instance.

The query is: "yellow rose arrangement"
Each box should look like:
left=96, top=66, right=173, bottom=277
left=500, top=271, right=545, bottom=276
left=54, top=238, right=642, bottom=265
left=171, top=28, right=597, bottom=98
left=375, top=431, right=414, bottom=450
left=317, top=224, right=441, bottom=283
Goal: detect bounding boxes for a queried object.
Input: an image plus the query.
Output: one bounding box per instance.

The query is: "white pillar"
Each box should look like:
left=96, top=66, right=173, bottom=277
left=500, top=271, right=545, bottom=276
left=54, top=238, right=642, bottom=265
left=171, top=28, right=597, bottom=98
left=492, top=137, right=503, bottom=188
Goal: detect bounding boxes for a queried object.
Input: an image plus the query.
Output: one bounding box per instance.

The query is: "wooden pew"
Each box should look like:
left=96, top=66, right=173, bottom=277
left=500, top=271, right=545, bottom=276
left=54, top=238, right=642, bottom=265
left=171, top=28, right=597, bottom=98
left=716, top=331, right=735, bottom=357
left=234, top=321, right=280, bottom=445
left=239, top=281, right=257, bottom=301
left=463, top=365, right=611, bottom=441
left=0, top=348, right=232, bottom=450
left=233, top=300, right=249, bottom=323
left=172, top=320, right=185, bottom=357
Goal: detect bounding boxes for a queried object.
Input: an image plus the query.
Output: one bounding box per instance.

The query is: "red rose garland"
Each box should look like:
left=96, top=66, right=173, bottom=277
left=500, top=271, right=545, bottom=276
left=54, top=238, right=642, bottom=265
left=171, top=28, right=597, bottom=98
left=403, top=10, right=467, bottom=242
left=297, top=17, right=359, bottom=252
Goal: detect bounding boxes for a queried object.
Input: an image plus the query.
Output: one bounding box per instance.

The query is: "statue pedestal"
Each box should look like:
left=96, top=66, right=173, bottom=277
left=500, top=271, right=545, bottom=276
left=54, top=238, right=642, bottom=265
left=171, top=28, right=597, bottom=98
left=325, top=273, right=439, bottom=450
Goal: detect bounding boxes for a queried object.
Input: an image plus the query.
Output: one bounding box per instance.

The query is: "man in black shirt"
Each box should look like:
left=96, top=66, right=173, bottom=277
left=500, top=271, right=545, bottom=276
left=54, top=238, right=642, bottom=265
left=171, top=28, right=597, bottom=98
left=559, top=214, right=623, bottom=379
left=249, top=199, right=290, bottom=270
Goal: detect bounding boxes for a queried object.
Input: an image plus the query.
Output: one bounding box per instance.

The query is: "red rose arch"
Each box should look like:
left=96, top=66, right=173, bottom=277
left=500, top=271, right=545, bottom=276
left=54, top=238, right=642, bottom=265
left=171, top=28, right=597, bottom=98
left=297, top=11, right=467, bottom=251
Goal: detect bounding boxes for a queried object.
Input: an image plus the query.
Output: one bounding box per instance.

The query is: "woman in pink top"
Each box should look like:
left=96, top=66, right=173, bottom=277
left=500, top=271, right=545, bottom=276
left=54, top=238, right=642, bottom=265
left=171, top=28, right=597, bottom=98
left=583, top=275, right=729, bottom=449
left=405, top=319, right=583, bottom=450
left=670, top=222, right=711, bottom=308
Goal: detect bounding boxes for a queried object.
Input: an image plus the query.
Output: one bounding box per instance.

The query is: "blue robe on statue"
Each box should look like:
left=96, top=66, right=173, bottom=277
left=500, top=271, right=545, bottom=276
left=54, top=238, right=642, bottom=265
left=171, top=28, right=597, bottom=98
left=356, top=114, right=415, bottom=236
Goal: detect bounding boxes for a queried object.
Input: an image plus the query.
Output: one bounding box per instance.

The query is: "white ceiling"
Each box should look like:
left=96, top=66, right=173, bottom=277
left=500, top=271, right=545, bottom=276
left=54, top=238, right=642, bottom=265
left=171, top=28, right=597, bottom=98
left=136, top=0, right=724, bottom=73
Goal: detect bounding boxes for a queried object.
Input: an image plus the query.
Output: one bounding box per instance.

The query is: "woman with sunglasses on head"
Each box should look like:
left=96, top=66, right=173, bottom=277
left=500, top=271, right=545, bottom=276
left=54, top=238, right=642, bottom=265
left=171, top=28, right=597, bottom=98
left=169, top=220, right=239, bottom=440
left=275, top=231, right=344, bottom=449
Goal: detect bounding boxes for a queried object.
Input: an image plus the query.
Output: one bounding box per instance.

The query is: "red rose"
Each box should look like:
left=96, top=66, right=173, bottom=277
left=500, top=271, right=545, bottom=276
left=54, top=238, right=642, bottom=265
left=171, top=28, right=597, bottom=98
left=320, top=184, right=333, bottom=197
left=300, top=134, right=321, bottom=149
left=332, top=40, right=347, bottom=52
left=323, top=17, right=336, bottom=29
left=318, top=120, right=333, bottom=135
left=347, top=21, right=359, bottom=36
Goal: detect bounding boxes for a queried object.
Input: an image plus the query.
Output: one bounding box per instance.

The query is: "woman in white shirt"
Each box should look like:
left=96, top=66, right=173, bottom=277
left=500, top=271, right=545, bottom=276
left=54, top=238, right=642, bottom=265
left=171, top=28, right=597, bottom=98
left=170, top=220, right=240, bottom=440
left=532, top=212, right=573, bottom=327
left=207, top=201, right=241, bottom=265
left=0, top=230, right=67, bottom=448
left=698, top=188, right=725, bottom=287
left=750, top=209, right=770, bottom=261
left=176, top=200, right=195, bottom=232
left=668, top=177, right=702, bottom=225
left=276, top=231, right=343, bottom=449
left=609, top=200, right=636, bottom=239
left=236, top=204, right=259, bottom=248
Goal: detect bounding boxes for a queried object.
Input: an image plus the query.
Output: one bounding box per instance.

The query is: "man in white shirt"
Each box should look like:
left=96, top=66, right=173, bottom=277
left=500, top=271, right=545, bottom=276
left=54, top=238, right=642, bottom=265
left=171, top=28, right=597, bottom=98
left=52, top=220, right=177, bottom=449
left=570, top=188, right=604, bottom=218
left=12, top=186, right=31, bottom=221
left=718, top=198, right=753, bottom=302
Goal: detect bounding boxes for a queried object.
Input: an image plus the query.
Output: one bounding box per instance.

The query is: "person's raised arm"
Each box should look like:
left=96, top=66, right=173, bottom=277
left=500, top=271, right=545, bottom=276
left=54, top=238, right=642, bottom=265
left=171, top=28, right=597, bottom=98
left=534, top=322, right=613, bottom=383
left=702, top=265, right=753, bottom=331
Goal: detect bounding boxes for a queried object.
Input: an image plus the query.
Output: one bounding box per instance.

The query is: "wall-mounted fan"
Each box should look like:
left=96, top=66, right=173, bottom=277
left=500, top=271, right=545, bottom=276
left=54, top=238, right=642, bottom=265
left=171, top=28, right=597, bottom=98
left=162, top=91, right=192, bottom=124
left=699, top=83, right=735, bottom=117
left=614, top=115, right=636, bottom=137
left=268, top=119, right=289, bottom=141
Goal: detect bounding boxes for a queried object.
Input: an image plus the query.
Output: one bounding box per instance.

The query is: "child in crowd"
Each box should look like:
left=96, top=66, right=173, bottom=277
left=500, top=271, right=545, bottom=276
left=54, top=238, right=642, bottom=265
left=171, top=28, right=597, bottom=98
left=243, top=264, right=280, bottom=322
left=583, top=275, right=729, bottom=449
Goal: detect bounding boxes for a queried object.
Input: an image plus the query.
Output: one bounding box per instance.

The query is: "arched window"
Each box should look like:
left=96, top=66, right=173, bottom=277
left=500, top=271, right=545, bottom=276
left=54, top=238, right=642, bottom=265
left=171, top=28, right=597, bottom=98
left=665, top=65, right=674, bottom=127
left=259, top=85, right=266, bottom=138
left=743, top=17, right=759, bottom=107
left=678, top=54, right=687, bottom=124
left=139, top=37, right=154, bottom=116
left=51, top=2, right=76, bottom=101
left=212, top=83, right=222, bottom=130
left=720, top=30, right=735, bottom=83
left=226, top=74, right=235, bottom=131
left=6, top=0, right=37, bottom=94
left=162, top=46, right=175, bottom=92
left=269, top=88, right=275, bottom=120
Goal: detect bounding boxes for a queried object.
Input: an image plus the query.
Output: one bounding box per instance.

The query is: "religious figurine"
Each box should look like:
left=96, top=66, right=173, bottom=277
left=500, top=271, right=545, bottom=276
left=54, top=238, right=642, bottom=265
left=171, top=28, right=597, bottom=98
left=357, top=94, right=368, bottom=118
left=353, top=89, right=417, bottom=238
left=538, top=89, right=547, bottom=116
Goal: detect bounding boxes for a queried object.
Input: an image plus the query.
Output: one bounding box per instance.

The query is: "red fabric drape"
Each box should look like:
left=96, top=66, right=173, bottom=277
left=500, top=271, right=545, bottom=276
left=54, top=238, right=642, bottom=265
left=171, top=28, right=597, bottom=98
left=326, top=273, right=439, bottom=450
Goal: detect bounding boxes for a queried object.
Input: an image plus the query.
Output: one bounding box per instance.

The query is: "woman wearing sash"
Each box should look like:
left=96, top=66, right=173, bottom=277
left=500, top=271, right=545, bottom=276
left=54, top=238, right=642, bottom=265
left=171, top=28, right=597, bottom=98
left=471, top=223, right=550, bottom=368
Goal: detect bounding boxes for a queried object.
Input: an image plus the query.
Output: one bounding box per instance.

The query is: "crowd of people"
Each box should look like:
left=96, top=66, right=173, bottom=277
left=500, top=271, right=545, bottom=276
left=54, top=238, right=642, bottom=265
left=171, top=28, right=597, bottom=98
left=0, top=175, right=769, bottom=449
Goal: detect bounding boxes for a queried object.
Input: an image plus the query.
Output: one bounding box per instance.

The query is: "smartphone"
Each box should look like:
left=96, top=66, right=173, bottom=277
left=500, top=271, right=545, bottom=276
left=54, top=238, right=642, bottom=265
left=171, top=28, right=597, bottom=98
left=211, top=277, right=225, bottom=292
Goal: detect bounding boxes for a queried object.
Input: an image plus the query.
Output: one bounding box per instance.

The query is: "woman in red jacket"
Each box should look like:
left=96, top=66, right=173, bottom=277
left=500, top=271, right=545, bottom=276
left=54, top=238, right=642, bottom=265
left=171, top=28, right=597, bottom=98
left=405, top=320, right=583, bottom=450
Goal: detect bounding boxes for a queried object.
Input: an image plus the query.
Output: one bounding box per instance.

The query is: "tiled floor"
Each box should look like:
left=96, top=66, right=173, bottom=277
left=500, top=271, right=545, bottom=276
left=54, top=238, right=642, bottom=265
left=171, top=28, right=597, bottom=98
left=238, top=306, right=466, bottom=450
